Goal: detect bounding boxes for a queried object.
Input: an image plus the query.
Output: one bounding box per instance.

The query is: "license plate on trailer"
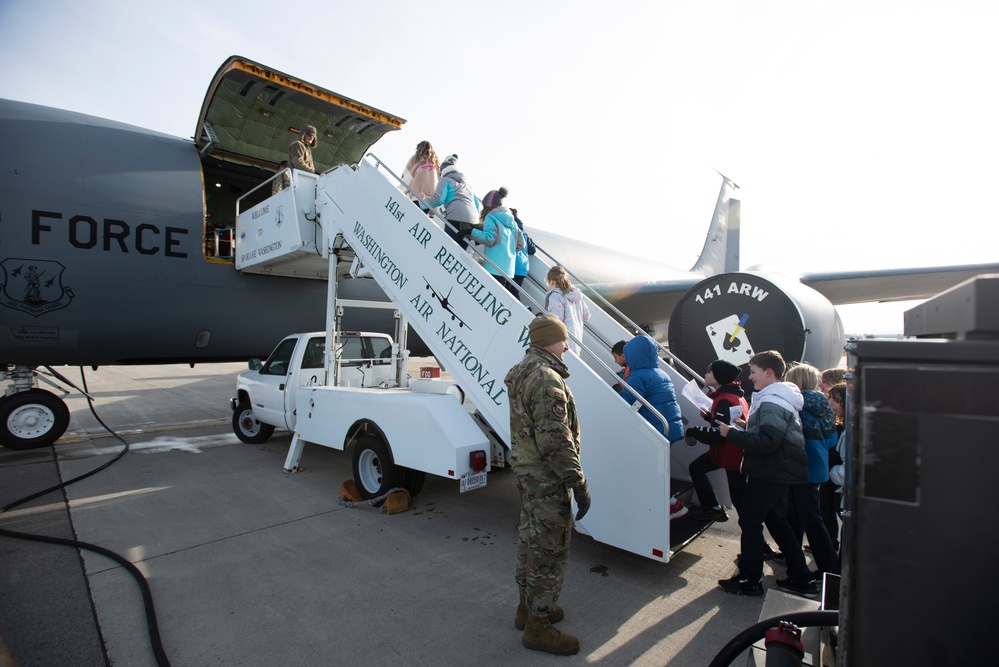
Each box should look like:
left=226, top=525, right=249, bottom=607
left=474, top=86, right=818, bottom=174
left=460, top=471, right=488, bottom=493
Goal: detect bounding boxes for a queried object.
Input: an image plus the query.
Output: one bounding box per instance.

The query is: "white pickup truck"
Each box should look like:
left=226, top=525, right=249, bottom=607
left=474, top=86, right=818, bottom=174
left=230, top=330, right=497, bottom=501
left=230, top=331, right=395, bottom=444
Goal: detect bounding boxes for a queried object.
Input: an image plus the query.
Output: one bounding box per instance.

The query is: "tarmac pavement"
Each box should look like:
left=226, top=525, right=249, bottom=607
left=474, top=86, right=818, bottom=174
left=1, top=361, right=791, bottom=666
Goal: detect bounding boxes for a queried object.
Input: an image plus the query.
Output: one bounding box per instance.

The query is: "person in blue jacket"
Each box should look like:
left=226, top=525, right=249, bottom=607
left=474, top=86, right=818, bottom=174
left=471, top=187, right=519, bottom=292
left=423, top=154, right=480, bottom=249
left=510, top=207, right=536, bottom=291
left=781, top=363, right=840, bottom=576
left=617, top=335, right=688, bottom=518
left=617, top=335, right=683, bottom=441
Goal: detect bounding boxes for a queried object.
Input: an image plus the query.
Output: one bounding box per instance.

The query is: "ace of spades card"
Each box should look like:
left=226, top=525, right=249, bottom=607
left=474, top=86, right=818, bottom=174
left=705, top=314, right=755, bottom=365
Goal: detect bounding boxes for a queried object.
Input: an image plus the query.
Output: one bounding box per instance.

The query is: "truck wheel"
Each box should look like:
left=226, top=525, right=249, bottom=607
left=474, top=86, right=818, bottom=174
left=232, top=401, right=275, bottom=444
left=401, top=468, right=426, bottom=498
left=352, top=434, right=402, bottom=501
left=0, top=389, right=70, bottom=450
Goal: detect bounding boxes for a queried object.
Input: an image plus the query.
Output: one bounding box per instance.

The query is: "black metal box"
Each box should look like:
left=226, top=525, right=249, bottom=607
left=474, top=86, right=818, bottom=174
left=840, top=337, right=999, bottom=665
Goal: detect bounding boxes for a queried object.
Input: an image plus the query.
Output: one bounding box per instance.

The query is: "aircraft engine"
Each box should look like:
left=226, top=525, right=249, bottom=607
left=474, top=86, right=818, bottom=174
left=667, top=271, right=845, bottom=378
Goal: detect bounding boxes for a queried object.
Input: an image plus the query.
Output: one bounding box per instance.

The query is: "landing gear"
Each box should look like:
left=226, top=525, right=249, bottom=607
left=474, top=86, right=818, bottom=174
left=0, top=388, right=70, bottom=450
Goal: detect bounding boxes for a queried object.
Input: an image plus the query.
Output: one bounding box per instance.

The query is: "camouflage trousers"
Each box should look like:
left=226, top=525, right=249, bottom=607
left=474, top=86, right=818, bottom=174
left=515, top=474, right=573, bottom=616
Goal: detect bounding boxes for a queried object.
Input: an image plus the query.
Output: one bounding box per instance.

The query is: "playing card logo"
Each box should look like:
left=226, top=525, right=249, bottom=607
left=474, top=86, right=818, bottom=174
left=706, top=313, right=753, bottom=364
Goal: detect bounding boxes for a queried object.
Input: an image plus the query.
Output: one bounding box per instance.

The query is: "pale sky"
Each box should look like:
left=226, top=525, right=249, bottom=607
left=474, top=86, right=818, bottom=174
left=2, top=0, right=996, bottom=335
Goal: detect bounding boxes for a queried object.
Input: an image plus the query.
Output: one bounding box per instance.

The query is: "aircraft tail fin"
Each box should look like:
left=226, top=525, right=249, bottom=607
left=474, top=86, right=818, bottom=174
left=689, top=175, right=740, bottom=276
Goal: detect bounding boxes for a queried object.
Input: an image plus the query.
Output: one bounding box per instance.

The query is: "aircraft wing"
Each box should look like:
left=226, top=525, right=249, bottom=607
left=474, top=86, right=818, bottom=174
left=531, top=221, right=999, bottom=336
left=589, top=279, right=702, bottom=329
left=799, top=263, right=999, bottom=305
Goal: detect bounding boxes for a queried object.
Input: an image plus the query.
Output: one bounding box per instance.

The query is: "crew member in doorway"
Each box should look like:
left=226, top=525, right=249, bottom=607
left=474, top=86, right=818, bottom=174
left=289, top=124, right=317, bottom=173
left=505, top=314, right=589, bottom=656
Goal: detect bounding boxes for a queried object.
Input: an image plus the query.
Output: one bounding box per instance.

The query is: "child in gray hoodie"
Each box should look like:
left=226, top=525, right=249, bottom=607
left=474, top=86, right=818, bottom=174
left=717, top=350, right=815, bottom=597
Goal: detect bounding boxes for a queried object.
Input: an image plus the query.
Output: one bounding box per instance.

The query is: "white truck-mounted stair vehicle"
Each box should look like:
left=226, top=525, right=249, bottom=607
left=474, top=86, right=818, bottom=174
left=230, top=330, right=397, bottom=444
left=232, top=156, right=720, bottom=562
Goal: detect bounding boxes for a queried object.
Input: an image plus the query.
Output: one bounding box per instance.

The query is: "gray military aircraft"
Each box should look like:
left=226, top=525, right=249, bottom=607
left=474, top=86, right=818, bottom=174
left=2, top=56, right=996, bottom=450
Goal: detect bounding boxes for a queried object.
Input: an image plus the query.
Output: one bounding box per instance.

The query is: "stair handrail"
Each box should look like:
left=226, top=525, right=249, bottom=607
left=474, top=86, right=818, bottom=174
left=366, top=153, right=678, bottom=438
left=236, top=167, right=301, bottom=215
left=530, top=239, right=706, bottom=386
left=366, top=153, right=554, bottom=315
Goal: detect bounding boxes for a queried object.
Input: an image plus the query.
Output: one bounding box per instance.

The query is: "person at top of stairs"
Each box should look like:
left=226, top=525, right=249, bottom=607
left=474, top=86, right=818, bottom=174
left=288, top=124, right=317, bottom=174
left=402, top=140, right=440, bottom=201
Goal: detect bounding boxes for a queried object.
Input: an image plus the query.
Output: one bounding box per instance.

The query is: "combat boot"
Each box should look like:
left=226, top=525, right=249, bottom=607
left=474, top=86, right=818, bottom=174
left=522, top=613, right=579, bottom=655
left=515, top=589, right=564, bottom=630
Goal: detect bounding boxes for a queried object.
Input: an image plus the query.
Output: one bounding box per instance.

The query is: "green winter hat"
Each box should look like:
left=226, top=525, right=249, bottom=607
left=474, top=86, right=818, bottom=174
left=529, top=314, right=568, bottom=347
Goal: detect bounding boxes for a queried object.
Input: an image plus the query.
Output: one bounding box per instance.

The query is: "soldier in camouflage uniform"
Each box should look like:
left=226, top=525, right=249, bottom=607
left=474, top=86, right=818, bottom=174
left=504, top=314, right=591, bottom=656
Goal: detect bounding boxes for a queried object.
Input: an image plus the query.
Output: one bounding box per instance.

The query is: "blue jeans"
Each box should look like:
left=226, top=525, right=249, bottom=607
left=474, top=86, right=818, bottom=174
left=738, top=477, right=811, bottom=583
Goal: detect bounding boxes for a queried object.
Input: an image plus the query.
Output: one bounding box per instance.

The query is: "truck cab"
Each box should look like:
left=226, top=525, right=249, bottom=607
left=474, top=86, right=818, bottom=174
left=230, top=331, right=395, bottom=443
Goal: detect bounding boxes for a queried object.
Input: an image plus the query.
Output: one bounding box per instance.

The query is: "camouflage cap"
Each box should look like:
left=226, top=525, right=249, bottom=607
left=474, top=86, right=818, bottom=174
left=529, top=314, right=568, bottom=347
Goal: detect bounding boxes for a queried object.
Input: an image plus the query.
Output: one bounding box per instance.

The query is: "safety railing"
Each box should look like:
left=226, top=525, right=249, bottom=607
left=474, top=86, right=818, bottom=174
left=367, top=153, right=682, bottom=437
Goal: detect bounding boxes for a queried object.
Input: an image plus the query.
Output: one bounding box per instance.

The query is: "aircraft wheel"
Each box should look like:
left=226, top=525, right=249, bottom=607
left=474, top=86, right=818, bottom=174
left=0, top=389, right=70, bottom=450
left=351, top=434, right=402, bottom=503
left=232, top=401, right=274, bottom=444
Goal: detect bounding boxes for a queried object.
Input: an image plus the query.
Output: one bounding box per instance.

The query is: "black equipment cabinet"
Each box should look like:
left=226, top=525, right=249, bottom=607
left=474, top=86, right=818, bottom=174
left=840, top=336, right=999, bottom=665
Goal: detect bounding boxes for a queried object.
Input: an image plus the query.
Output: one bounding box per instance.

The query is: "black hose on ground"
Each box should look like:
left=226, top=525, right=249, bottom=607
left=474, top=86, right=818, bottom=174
left=0, top=366, right=172, bottom=667
left=0, top=524, right=172, bottom=667
left=2, top=368, right=129, bottom=512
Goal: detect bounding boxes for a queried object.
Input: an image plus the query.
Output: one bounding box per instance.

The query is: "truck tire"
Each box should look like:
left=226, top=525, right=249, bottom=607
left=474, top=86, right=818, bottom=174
left=232, top=401, right=275, bottom=444
left=351, top=434, right=403, bottom=501
left=401, top=468, right=426, bottom=498
left=0, top=389, right=70, bottom=450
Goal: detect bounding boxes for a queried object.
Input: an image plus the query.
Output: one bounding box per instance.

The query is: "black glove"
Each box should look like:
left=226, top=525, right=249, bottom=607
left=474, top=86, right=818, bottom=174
left=685, top=426, right=724, bottom=446
left=573, top=480, right=591, bottom=521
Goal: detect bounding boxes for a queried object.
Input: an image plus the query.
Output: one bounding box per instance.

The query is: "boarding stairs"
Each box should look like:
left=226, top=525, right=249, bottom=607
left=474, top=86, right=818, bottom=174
left=233, top=157, right=717, bottom=561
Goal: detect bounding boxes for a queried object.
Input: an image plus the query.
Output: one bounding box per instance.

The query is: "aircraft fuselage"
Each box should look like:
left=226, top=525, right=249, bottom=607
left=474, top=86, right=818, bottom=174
left=1, top=99, right=331, bottom=367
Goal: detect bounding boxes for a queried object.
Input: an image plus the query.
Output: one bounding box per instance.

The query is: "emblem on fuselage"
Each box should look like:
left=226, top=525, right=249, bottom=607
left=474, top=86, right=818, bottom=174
left=0, top=258, right=75, bottom=317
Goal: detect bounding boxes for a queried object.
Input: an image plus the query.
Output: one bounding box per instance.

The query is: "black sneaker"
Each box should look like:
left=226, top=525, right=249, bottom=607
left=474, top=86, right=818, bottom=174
left=770, top=551, right=786, bottom=563
left=775, top=577, right=819, bottom=598
left=692, top=506, right=729, bottom=522
left=718, top=575, right=764, bottom=597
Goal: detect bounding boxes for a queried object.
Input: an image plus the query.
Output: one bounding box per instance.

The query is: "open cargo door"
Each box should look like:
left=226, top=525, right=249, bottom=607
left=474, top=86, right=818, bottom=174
left=194, top=56, right=406, bottom=259
left=196, top=56, right=405, bottom=171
